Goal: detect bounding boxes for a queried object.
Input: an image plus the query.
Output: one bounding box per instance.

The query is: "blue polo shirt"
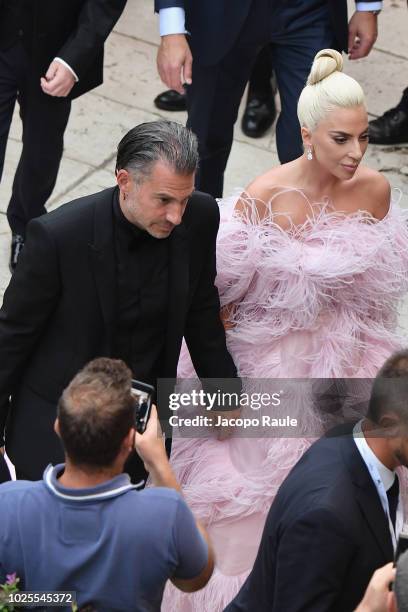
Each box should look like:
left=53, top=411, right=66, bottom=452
left=0, top=465, right=208, bottom=611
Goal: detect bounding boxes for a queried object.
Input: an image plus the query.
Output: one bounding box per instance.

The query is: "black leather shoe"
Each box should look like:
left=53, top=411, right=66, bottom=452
left=154, top=90, right=187, bottom=112
left=369, top=106, right=408, bottom=145
left=9, top=233, right=24, bottom=273
left=241, top=94, right=277, bottom=138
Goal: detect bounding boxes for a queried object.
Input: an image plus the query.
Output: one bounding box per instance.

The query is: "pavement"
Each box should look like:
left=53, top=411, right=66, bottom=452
left=1, top=0, right=408, bottom=331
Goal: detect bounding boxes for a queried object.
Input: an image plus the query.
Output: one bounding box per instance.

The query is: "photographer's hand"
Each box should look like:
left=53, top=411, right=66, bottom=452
left=354, top=563, right=395, bottom=612
left=134, top=405, right=181, bottom=491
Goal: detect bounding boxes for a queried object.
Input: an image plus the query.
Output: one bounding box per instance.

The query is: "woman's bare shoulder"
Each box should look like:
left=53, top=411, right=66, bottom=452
left=352, top=166, right=391, bottom=220
left=236, top=166, right=313, bottom=229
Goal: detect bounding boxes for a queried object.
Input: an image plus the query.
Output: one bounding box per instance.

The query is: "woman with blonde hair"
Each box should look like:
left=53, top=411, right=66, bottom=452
left=162, top=50, right=408, bottom=611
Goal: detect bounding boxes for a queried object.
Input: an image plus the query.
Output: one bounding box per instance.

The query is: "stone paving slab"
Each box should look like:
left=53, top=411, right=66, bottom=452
left=63, top=92, right=157, bottom=169
left=344, top=51, right=408, bottom=117
left=115, top=0, right=158, bottom=45
left=362, top=0, right=408, bottom=60
left=48, top=167, right=115, bottom=210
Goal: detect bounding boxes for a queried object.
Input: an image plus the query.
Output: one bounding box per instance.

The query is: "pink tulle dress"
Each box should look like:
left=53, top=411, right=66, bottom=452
left=162, top=190, right=408, bottom=611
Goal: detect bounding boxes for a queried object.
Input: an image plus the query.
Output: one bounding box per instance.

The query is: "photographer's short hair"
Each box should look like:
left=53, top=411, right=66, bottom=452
left=58, top=358, right=134, bottom=468
left=395, top=550, right=408, bottom=611
left=367, top=350, right=408, bottom=425
left=116, top=120, right=199, bottom=183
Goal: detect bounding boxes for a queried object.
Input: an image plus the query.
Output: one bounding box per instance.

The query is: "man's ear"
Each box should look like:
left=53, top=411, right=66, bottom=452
left=116, top=168, right=132, bottom=192
left=54, top=418, right=61, bottom=438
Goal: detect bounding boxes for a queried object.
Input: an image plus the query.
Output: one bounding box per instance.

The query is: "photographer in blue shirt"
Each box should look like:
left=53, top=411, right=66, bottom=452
left=0, top=358, right=214, bottom=611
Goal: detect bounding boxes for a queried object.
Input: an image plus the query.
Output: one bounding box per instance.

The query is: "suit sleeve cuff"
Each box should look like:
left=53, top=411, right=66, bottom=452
left=159, top=7, right=186, bottom=36
left=54, top=57, right=79, bottom=82
left=356, top=2, right=382, bottom=10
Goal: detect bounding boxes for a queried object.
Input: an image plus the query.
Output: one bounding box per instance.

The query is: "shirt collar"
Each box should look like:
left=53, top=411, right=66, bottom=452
left=353, top=420, right=395, bottom=491
left=43, top=464, right=144, bottom=501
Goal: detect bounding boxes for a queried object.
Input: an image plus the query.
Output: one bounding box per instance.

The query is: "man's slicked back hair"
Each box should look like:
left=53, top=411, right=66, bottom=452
left=115, top=120, right=199, bottom=182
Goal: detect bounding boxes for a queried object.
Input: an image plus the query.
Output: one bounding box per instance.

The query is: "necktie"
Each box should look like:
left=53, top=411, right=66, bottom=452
left=387, top=474, right=399, bottom=530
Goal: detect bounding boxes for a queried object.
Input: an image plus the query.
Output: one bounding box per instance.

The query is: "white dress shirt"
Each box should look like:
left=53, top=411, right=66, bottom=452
left=354, top=420, right=403, bottom=551
left=54, top=58, right=79, bottom=82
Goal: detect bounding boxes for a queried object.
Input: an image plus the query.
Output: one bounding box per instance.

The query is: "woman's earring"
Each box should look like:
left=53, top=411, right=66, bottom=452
left=307, top=146, right=313, bottom=161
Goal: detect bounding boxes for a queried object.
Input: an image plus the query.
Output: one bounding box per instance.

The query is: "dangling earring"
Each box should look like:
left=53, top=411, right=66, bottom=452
left=307, top=146, right=313, bottom=161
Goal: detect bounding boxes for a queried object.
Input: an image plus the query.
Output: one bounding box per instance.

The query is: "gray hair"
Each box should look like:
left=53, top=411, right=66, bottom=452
left=115, top=120, right=199, bottom=182
left=395, top=550, right=408, bottom=611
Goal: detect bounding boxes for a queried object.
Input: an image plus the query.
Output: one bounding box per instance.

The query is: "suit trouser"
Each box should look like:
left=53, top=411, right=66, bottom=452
left=0, top=41, right=71, bottom=236
left=187, top=4, right=337, bottom=197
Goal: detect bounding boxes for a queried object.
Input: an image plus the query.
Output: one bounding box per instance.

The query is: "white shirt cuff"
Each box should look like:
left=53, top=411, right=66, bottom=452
left=159, top=7, right=186, bottom=36
left=54, top=57, right=79, bottom=82
left=356, top=2, right=382, bottom=11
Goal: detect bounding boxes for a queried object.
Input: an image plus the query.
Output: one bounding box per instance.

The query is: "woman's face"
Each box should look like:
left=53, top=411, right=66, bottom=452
left=305, top=105, right=369, bottom=180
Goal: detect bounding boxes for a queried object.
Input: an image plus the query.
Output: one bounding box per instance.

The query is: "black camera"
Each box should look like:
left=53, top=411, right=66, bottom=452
left=131, top=379, right=154, bottom=434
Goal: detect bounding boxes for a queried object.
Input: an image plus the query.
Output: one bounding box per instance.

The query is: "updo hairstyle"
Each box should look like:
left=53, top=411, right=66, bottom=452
left=297, top=49, right=365, bottom=131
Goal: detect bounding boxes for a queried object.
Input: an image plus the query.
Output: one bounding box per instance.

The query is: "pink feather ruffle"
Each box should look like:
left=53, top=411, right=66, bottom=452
left=162, top=191, right=408, bottom=612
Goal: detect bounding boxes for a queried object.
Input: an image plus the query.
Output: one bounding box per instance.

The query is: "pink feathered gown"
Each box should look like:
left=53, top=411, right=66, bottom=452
left=162, top=191, right=408, bottom=611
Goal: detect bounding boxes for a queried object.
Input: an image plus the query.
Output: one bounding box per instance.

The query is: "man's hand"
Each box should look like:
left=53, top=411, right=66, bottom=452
left=348, top=11, right=378, bottom=60
left=0, top=446, right=4, bottom=456
left=157, top=34, right=193, bottom=94
left=135, top=405, right=181, bottom=490
left=355, top=562, right=395, bottom=612
left=40, top=61, right=76, bottom=97
left=134, top=405, right=166, bottom=471
left=220, top=303, right=236, bottom=331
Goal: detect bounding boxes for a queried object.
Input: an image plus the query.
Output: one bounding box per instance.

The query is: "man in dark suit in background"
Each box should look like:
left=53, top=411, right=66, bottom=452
left=0, top=120, right=238, bottom=482
left=225, top=350, right=408, bottom=612
left=155, top=0, right=382, bottom=197
left=0, top=0, right=127, bottom=271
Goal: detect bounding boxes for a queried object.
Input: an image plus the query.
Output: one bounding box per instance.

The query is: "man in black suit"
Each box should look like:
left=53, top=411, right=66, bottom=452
left=155, top=0, right=381, bottom=197
left=0, top=120, right=238, bottom=482
left=0, top=0, right=127, bottom=272
left=225, top=350, right=408, bottom=612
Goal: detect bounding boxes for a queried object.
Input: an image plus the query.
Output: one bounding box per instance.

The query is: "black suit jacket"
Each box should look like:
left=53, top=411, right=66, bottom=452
left=0, top=0, right=126, bottom=99
left=226, top=426, right=395, bottom=612
left=0, top=187, right=237, bottom=476
left=155, top=0, right=380, bottom=65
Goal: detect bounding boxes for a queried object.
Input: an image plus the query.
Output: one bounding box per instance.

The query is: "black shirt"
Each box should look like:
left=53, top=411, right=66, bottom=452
left=112, top=192, right=169, bottom=387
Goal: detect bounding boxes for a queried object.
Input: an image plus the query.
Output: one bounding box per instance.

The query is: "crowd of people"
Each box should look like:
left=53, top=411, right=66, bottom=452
left=1, top=0, right=408, bottom=611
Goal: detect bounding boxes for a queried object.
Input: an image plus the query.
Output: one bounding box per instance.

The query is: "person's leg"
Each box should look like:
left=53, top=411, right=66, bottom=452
left=0, top=45, right=20, bottom=185
left=271, top=5, right=337, bottom=163
left=6, top=80, right=71, bottom=237
left=186, top=0, right=270, bottom=197
left=186, top=48, right=260, bottom=197
left=248, top=45, right=273, bottom=98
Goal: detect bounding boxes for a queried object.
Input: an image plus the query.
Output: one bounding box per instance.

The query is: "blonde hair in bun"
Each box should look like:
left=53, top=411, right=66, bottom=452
left=297, top=49, right=365, bottom=130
